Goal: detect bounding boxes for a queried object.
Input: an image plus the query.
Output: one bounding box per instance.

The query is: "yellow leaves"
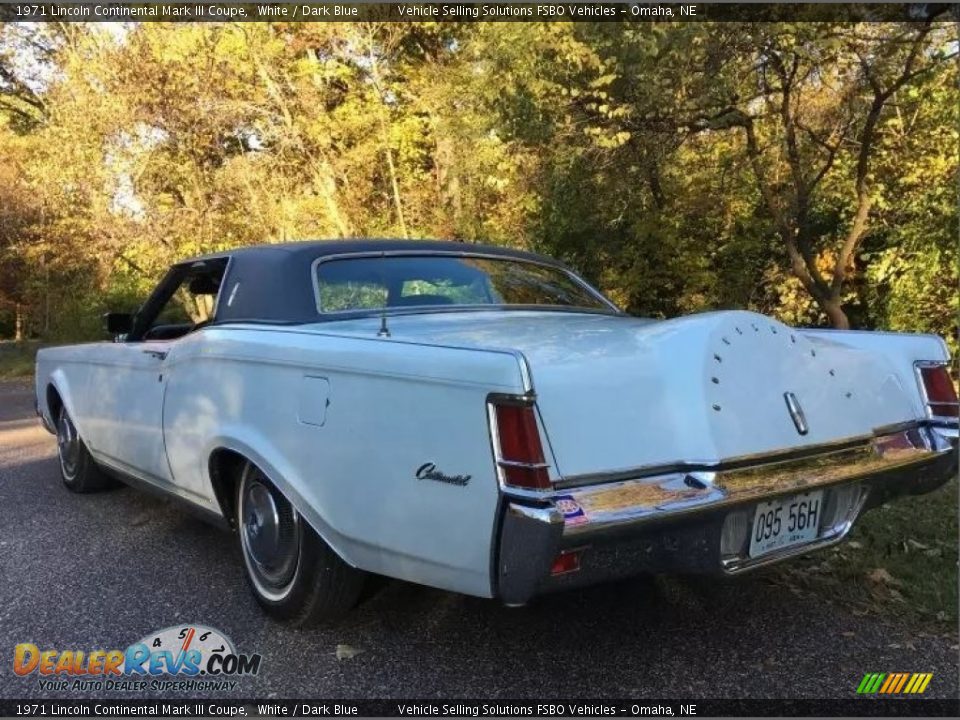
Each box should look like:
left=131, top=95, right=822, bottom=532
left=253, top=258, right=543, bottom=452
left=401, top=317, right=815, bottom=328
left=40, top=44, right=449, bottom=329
left=484, top=174, right=510, bottom=192
left=602, top=287, right=630, bottom=310
left=589, top=73, right=619, bottom=89
left=583, top=128, right=632, bottom=149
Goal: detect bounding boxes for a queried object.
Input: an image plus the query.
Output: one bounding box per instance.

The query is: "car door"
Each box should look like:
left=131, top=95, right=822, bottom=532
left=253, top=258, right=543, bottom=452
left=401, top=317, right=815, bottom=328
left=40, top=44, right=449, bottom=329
left=84, top=341, right=173, bottom=484
left=85, top=258, right=228, bottom=489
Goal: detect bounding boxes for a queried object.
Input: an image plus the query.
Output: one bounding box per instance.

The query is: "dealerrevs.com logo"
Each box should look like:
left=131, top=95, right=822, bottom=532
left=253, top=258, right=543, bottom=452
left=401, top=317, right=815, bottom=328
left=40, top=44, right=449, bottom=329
left=13, top=624, right=262, bottom=692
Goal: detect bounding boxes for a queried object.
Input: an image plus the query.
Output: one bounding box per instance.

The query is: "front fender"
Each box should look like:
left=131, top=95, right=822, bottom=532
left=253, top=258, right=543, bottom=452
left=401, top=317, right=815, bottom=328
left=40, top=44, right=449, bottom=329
left=42, top=367, right=83, bottom=437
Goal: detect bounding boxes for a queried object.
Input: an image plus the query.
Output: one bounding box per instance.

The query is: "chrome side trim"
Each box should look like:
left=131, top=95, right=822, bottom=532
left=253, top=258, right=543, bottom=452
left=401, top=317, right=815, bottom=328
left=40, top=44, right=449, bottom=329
left=515, top=350, right=535, bottom=396
left=498, top=460, right=550, bottom=470
left=92, top=453, right=227, bottom=528
left=209, top=254, right=234, bottom=322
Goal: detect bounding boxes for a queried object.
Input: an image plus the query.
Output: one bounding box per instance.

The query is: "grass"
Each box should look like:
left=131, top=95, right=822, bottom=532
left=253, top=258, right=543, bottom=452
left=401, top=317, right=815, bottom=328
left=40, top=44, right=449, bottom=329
left=0, top=343, right=37, bottom=380
left=768, top=478, right=959, bottom=633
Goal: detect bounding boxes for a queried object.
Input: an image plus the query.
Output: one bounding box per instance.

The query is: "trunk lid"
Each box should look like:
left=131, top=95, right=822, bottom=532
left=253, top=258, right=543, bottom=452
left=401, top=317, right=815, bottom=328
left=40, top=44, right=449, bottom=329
left=316, top=310, right=919, bottom=479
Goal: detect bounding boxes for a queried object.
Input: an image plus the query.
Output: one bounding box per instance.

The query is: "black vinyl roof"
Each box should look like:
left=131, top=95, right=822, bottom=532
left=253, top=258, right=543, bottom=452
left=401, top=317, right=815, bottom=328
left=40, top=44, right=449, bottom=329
left=184, top=238, right=556, bottom=266
left=179, top=239, right=577, bottom=325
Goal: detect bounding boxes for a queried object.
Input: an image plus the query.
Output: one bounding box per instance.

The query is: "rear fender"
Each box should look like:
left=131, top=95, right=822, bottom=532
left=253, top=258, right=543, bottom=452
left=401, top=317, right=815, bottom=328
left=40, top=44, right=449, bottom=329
left=802, top=329, right=950, bottom=420
left=202, top=430, right=364, bottom=570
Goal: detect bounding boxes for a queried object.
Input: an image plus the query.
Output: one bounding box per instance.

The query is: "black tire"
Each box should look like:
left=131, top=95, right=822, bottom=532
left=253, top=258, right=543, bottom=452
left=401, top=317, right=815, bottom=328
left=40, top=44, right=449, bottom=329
left=236, top=461, right=365, bottom=625
left=56, top=406, right=112, bottom=493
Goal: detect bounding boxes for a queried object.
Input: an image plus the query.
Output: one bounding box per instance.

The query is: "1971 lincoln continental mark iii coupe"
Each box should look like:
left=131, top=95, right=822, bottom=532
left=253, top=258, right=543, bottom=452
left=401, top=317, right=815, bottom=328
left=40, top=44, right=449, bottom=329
left=35, top=240, right=958, bottom=623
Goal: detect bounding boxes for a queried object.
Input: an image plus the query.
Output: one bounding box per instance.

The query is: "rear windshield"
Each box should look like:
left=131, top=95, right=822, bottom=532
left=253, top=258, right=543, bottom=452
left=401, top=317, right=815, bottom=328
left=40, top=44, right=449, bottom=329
left=315, top=255, right=610, bottom=313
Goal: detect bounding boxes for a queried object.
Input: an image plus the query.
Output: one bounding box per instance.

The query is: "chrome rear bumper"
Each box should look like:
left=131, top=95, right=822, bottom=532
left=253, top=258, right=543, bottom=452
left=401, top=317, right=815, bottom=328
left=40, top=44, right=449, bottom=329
left=495, top=422, right=957, bottom=605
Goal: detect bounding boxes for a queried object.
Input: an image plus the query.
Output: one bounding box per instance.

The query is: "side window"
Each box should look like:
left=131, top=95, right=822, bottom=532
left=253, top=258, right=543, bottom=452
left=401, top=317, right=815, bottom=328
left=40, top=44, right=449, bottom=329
left=154, top=285, right=216, bottom=326
left=140, top=259, right=228, bottom=341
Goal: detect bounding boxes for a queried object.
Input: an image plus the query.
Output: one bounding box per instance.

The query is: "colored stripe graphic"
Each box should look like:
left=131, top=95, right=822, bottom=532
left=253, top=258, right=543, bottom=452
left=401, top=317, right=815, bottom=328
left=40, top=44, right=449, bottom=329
left=879, top=674, right=896, bottom=693
left=858, top=672, right=932, bottom=694
left=857, top=673, right=881, bottom=694
left=893, top=673, right=909, bottom=693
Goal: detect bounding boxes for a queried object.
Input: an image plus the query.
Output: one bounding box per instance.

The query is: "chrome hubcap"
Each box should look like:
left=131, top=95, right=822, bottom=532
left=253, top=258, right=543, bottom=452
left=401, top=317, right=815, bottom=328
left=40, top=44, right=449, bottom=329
left=241, top=472, right=300, bottom=594
left=57, top=409, right=80, bottom=478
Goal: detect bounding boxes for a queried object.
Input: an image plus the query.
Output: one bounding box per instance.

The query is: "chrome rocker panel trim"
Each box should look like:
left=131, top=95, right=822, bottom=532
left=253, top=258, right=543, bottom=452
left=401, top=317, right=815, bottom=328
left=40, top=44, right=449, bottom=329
left=496, top=421, right=958, bottom=604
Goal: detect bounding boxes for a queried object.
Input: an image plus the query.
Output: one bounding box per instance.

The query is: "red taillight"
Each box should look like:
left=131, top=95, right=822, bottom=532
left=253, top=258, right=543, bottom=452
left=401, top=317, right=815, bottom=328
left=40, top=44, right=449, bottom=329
left=919, top=364, right=959, bottom=418
left=492, top=402, right=550, bottom=490
left=550, top=550, right=581, bottom=576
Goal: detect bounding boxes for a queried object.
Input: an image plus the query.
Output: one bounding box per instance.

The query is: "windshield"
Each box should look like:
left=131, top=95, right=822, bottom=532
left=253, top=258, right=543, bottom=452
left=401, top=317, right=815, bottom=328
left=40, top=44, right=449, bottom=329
left=315, top=255, right=611, bottom=314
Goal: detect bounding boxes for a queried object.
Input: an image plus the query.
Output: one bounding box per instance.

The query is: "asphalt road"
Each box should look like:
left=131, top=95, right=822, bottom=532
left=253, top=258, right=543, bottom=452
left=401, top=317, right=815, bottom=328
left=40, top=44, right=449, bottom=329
left=1, top=379, right=957, bottom=701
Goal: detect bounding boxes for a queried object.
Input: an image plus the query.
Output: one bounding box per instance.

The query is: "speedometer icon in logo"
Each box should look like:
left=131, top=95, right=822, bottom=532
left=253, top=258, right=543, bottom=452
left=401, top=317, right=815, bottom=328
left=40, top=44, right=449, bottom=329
left=127, top=625, right=237, bottom=676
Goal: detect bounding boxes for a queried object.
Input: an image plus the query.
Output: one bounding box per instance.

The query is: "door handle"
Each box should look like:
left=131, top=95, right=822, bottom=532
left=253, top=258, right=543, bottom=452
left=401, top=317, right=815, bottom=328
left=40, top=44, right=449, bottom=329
left=142, top=349, right=168, bottom=360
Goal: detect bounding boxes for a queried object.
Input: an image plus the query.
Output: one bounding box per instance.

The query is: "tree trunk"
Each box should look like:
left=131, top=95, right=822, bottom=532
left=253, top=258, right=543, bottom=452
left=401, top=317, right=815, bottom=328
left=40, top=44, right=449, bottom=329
left=820, top=297, right=850, bottom=330
left=14, top=303, right=23, bottom=341
left=382, top=136, right=408, bottom=238
left=44, top=260, right=50, bottom=334
left=364, top=32, right=409, bottom=239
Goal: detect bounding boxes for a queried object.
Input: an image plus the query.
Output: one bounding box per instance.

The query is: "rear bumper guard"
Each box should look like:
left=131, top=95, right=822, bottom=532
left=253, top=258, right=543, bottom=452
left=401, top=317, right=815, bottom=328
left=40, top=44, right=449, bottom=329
left=496, top=421, right=957, bottom=604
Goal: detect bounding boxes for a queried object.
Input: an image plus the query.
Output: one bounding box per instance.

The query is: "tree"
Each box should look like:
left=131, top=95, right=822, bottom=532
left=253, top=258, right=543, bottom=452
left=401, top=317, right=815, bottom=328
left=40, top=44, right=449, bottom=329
left=0, top=20, right=955, bottom=342
left=674, top=20, right=956, bottom=328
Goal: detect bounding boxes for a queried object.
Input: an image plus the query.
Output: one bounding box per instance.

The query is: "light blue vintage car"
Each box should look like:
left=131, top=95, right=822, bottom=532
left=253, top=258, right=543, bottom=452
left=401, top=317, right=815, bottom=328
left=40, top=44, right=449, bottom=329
left=35, top=240, right=958, bottom=624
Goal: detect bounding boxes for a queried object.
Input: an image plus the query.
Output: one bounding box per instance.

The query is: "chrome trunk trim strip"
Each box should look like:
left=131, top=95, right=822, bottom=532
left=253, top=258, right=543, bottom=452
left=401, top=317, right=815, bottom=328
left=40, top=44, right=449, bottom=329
left=555, top=424, right=952, bottom=539
left=552, top=420, right=937, bottom=491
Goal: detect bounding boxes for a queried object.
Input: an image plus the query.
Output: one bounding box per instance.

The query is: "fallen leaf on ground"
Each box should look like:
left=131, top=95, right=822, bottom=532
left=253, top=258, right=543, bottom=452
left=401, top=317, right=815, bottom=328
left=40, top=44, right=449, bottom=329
left=867, top=568, right=902, bottom=586
left=847, top=541, right=863, bottom=549
left=335, top=644, right=362, bottom=661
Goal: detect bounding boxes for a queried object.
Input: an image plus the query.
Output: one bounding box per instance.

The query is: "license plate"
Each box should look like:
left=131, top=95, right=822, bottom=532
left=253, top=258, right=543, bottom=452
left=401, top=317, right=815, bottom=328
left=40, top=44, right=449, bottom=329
left=749, top=490, right=824, bottom=558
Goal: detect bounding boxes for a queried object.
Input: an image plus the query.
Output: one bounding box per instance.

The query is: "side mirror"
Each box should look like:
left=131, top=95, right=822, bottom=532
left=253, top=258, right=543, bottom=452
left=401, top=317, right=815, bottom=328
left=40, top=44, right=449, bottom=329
left=103, top=312, right=133, bottom=335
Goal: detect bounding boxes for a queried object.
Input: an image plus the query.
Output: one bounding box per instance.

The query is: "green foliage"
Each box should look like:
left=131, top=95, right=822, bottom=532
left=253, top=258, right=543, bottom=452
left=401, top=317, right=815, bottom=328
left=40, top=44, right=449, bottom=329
left=0, top=342, right=37, bottom=379
left=0, top=21, right=954, bottom=352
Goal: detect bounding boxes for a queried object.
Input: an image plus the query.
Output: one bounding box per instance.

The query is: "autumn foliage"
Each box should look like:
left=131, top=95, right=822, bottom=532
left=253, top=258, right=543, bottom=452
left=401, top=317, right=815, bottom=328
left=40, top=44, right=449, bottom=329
left=0, top=21, right=955, bottom=349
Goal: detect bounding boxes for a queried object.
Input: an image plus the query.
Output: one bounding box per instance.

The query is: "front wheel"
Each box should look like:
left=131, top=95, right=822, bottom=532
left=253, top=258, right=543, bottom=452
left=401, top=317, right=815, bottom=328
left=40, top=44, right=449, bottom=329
left=236, top=462, right=365, bottom=625
left=56, top=406, right=111, bottom=493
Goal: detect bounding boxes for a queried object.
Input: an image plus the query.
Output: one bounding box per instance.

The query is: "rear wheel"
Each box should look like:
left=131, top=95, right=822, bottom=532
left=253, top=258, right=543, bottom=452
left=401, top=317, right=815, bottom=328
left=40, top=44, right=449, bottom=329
left=56, top=406, right=111, bottom=493
left=236, top=462, right=365, bottom=625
